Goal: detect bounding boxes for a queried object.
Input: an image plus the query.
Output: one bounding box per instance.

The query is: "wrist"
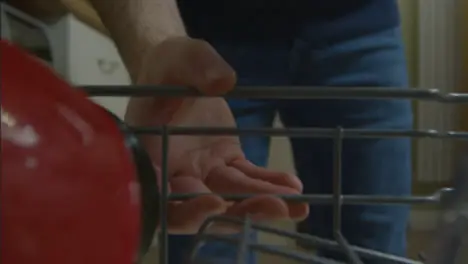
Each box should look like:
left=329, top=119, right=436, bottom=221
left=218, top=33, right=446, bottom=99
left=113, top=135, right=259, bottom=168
left=89, top=0, right=187, bottom=82
left=125, top=34, right=186, bottom=83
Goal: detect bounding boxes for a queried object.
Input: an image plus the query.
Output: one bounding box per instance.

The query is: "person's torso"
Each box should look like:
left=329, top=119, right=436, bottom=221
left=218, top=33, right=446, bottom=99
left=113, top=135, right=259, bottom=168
left=178, top=0, right=400, bottom=44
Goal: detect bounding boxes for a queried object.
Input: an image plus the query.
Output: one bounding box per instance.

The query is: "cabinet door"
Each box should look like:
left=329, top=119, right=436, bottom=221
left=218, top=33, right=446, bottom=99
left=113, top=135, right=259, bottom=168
left=66, top=15, right=130, bottom=119
left=67, top=15, right=130, bottom=86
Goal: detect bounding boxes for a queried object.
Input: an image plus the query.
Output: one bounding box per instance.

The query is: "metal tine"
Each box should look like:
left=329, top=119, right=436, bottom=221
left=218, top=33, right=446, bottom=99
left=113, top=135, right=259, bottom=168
left=85, top=84, right=468, bottom=264
left=425, top=154, right=468, bottom=264
left=212, top=217, right=343, bottom=264
left=126, top=126, right=468, bottom=140
left=168, top=188, right=451, bottom=204
left=335, top=232, right=364, bottom=264
left=190, top=215, right=423, bottom=264
left=82, top=85, right=468, bottom=102
left=236, top=217, right=252, bottom=264
left=194, top=233, right=346, bottom=264
left=158, top=126, right=170, bottom=264
left=331, top=127, right=364, bottom=264
left=188, top=258, right=219, bottom=264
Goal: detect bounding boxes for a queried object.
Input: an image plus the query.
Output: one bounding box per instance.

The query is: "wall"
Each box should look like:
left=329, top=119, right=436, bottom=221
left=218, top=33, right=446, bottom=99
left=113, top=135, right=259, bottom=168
left=398, top=0, right=419, bottom=86
left=462, top=0, right=468, bottom=130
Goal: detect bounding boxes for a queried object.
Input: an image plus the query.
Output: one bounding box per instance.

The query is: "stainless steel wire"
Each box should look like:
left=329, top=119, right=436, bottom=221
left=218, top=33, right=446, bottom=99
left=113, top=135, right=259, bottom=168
left=83, top=85, right=468, bottom=102
left=84, top=85, right=468, bottom=264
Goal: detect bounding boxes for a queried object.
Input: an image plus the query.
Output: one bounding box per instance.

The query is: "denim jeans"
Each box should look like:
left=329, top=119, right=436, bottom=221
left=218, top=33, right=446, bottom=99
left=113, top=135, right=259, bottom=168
left=166, top=27, right=413, bottom=264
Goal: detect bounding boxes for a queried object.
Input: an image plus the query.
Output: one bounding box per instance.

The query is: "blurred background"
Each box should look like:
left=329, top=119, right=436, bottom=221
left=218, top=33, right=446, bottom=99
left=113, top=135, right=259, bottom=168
left=2, top=0, right=466, bottom=263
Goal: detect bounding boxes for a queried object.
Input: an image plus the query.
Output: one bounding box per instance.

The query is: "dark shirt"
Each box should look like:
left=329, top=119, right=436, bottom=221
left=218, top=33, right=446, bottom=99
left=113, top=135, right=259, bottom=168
left=177, top=0, right=400, bottom=45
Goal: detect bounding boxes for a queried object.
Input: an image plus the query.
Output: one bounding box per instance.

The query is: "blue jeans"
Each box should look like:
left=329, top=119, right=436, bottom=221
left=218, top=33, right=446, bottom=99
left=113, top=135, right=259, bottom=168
left=167, top=27, right=413, bottom=264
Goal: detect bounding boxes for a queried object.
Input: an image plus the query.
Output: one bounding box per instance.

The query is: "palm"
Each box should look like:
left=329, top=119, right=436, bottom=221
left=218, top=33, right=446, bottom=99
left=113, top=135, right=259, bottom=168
left=159, top=98, right=244, bottom=178
left=126, top=97, right=308, bottom=233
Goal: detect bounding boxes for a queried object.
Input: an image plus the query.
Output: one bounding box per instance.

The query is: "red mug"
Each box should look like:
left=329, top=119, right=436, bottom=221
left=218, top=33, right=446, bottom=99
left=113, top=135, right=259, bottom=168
left=1, top=40, right=158, bottom=264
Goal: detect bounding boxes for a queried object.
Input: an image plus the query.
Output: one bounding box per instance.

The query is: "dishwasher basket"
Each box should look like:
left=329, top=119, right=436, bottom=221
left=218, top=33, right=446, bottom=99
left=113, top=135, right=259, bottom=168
left=84, top=85, right=468, bottom=264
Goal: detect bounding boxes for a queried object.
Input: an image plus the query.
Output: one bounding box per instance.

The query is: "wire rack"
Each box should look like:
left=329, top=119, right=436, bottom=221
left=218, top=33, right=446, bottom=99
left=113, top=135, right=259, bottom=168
left=85, top=85, right=468, bottom=264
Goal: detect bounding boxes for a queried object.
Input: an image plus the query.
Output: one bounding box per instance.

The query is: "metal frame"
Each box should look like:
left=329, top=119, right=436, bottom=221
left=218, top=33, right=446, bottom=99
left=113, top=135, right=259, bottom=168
left=84, top=85, right=468, bottom=264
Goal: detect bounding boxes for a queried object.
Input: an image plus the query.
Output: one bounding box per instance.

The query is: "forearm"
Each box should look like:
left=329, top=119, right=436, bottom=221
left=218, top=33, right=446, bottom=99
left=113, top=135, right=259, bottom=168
left=88, top=0, right=186, bottom=80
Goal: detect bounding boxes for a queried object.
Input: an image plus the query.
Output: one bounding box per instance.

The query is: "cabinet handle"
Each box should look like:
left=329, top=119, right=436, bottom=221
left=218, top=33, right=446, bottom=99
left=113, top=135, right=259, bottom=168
left=96, top=58, right=120, bottom=75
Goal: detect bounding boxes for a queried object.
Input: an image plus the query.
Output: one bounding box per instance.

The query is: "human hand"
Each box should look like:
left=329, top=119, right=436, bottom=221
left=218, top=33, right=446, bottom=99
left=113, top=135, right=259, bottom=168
left=125, top=37, right=309, bottom=234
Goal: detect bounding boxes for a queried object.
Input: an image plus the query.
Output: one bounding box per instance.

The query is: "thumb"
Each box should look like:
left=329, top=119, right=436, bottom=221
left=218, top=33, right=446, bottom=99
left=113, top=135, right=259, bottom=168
left=125, top=38, right=237, bottom=125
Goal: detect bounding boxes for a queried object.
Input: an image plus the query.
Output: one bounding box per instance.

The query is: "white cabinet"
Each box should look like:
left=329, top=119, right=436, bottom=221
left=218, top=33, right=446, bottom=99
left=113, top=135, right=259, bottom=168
left=49, top=14, right=130, bottom=119
left=64, top=15, right=129, bottom=86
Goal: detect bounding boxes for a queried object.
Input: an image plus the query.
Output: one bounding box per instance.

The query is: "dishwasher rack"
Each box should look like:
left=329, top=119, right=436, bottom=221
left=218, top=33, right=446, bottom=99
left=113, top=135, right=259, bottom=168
left=84, top=85, right=468, bottom=264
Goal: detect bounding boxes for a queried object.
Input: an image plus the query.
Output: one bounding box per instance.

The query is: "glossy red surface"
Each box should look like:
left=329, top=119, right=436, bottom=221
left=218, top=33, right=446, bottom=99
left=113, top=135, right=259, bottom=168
left=0, top=40, right=140, bottom=264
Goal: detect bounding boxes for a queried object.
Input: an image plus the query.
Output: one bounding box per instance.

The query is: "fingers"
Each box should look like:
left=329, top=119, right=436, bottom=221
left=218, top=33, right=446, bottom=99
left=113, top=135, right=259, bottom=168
left=166, top=195, right=225, bottom=234
left=154, top=166, right=172, bottom=194
left=205, top=166, right=309, bottom=221
left=224, top=195, right=289, bottom=220
left=230, top=159, right=303, bottom=192
left=209, top=196, right=308, bottom=234
left=166, top=176, right=226, bottom=234
left=207, top=195, right=290, bottom=234
left=206, top=166, right=300, bottom=195
left=286, top=202, right=309, bottom=221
